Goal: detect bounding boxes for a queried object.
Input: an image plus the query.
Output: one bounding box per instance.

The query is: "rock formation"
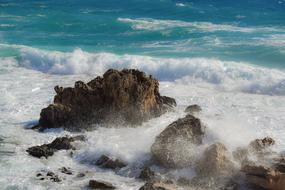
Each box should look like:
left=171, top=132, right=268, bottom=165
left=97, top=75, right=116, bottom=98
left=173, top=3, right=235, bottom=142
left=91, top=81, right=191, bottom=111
left=95, top=155, right=127, bottom=170
left=242, top=163, right=285, bottom=190
left=26, top=135, right=85, bottom=158
left=195, top=142, right=235, bottom=177
left=139, top=181, right=177, bottom=190
left=151, top=114, right=205, bottom=168
left=35, top=69, right=176, bottom=130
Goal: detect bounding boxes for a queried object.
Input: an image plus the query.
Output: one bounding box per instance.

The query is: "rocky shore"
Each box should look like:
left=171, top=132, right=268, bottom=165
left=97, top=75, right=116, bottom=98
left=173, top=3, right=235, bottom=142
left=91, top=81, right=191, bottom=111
left=26, top=69, right=285, bottom=190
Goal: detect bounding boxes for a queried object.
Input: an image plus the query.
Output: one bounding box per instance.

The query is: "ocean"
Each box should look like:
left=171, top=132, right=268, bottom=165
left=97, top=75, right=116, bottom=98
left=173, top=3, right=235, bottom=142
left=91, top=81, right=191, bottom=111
left=0, top=0, right=285, bottom=189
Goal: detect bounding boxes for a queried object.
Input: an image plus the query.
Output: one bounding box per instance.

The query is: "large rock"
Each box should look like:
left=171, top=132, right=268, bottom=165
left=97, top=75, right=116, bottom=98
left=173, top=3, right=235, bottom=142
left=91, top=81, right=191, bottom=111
left=26, top=136, right=84, bottom=158
left=242, top=163, right=285, bottom=190
left=151, top=114, right=205, bottom=168
left=36, top=69, right=176, bottom=130
left=233, top=137, right=276, bottom=165
left=195, top=143, right=235, bottom=177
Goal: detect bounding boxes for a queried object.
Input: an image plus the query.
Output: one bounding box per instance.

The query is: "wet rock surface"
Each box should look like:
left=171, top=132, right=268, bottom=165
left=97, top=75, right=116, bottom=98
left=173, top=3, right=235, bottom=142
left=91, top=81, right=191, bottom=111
left=184, top=104, right=202, bottom=114
left=35, top=69, right=176, bottom=130
left=196, top=142, right=235, bottom=177
left=151, top=114, right=205, bottom=168
left=36, top=170, right=62, bottom=183
left=139, top=181, right=177, bottom=190
left=88, top=179, right=116, bottom=189
left=242, top=163, right=285, bottom=190
left=26, top=135, right=85, bottom=158
left=95, top=155, right=127, bottom=170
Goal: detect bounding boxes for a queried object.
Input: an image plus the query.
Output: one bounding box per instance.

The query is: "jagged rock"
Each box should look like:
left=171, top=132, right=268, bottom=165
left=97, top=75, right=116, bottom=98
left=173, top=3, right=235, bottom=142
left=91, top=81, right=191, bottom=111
left=233, top=137, right=276, bottom=166
left=196, top=143, right=235, bottom=177
left=139, top=182, right=177, bottom=190
left=26, top=135, right=84, bottom=158
left=242, top=164, right=285, bottom=190
left=88, top=180, right=116, bottom=189
left=184, top=104, right=202, bottom=114
left=35, top=69, right=176, bottom=130
left=95, top=155, right=127, bottom=170
left=26, top=145, right=54, bottom=158
left=151, top=114, right=205, bottom=168
left=249, top=137, right=275, bottom=152
left=139, top=167, right=155, bottom=181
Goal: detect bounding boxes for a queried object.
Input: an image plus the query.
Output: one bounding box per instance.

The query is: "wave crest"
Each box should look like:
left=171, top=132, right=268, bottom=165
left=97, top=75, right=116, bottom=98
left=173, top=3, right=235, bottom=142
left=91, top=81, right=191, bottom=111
left=16, top=46, right=285, bottom=96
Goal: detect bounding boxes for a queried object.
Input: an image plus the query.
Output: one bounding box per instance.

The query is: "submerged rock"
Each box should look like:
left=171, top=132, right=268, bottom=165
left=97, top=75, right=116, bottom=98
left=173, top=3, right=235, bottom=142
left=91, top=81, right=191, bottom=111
left=95, top=155, right=127, bottom=170
left=184, top=104, right=202, bottom=114
left=88, top=180, right=116, bottom=189
left=26, top=135, right=84, bottom=158
left=35, top=170, right=62, bottom=183
left=59, top=167, right=72, bottom=175
left=195, top=143, right=235, bottom=177
left=35, top=69, right=176, bottom=130
left=151, top=114, right=205, bottom=168
left=139, top=182, right=177, bottom=190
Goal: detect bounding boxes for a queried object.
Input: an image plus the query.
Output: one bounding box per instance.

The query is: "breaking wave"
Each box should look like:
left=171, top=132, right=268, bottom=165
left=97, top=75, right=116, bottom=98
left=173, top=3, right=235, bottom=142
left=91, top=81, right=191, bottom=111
left=7, top=46, right=283, bottom=96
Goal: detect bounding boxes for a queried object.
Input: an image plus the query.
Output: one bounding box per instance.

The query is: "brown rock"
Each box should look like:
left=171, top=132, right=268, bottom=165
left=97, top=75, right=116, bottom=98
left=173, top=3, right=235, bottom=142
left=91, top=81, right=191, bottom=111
left=242, top=164, right=285, bottom=190
left=151, top=114, right=205, bottom=168
left=36, top=69, right=176, bottom=130
left=249, top=137, right=275, bottom=152
left=88, top=180, right=116, bottom=189
left=139, top=182, right=177, bottom=190
left=196, top=143, right=235, bottom=177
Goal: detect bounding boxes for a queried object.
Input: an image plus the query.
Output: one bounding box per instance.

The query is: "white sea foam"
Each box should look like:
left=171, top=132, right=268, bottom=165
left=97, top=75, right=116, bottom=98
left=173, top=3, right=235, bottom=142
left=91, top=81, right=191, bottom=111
left=13, top=46, right=285, bottom=96
left=118, top=17, right=283, bottom=33
left=1, top=54, right=285, bottom=189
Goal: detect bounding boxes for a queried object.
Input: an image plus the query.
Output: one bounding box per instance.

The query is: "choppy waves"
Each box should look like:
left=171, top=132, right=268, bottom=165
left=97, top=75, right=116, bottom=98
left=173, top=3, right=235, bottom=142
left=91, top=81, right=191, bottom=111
left=2, top=46, right=282, bottom=96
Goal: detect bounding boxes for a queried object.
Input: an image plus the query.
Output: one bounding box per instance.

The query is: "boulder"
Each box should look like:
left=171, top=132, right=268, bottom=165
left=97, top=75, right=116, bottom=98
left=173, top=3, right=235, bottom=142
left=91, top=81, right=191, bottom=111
left=151, top=114, right=205, bottom=168
left=95, top=155, right=127, bottom=170
left=36, top=69, right=176, bottom=130
left=26, top=135, right=84, bottom=158
left=184, top=104, right=202, bottom=114
left=249, top=137, right=275, bottom=152
left=242, top=164, right=285, bottom=190
left=139, top=182, right=177, bottom=190
left=89, top=180, right=116, bottom=189
left=232, top=137, right=276, bottom=165
left=26, top=145, right=54, bottom=158
left=195, top=143, right=235, bottom=177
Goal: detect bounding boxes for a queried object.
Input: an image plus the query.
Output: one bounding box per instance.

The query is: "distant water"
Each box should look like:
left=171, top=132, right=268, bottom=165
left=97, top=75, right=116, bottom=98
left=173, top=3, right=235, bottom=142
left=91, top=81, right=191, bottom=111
left=0, top=0, right=285, bottom=68
left=0, top=1, right=285, bottom=189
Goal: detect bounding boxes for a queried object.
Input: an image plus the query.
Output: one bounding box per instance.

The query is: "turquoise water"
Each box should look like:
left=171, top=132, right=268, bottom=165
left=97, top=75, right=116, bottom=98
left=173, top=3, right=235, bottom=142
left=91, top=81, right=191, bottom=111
left=0, top=0, right=285, bottom=69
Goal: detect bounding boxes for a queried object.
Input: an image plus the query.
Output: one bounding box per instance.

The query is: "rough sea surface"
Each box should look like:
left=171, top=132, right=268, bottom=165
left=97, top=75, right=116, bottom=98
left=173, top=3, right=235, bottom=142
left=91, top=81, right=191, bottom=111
left=0, top=0, right=285, bottom=189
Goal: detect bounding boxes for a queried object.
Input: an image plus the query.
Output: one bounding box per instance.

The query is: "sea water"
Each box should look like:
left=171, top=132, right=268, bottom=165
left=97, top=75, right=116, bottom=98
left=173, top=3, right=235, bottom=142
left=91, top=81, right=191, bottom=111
left=0, top=0, right=285, bottom=189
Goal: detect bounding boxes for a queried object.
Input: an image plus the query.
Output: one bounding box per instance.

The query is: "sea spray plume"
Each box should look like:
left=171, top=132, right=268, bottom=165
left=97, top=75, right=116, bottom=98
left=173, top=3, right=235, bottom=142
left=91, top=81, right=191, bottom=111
left=34, top=69, right=176, bottom=130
